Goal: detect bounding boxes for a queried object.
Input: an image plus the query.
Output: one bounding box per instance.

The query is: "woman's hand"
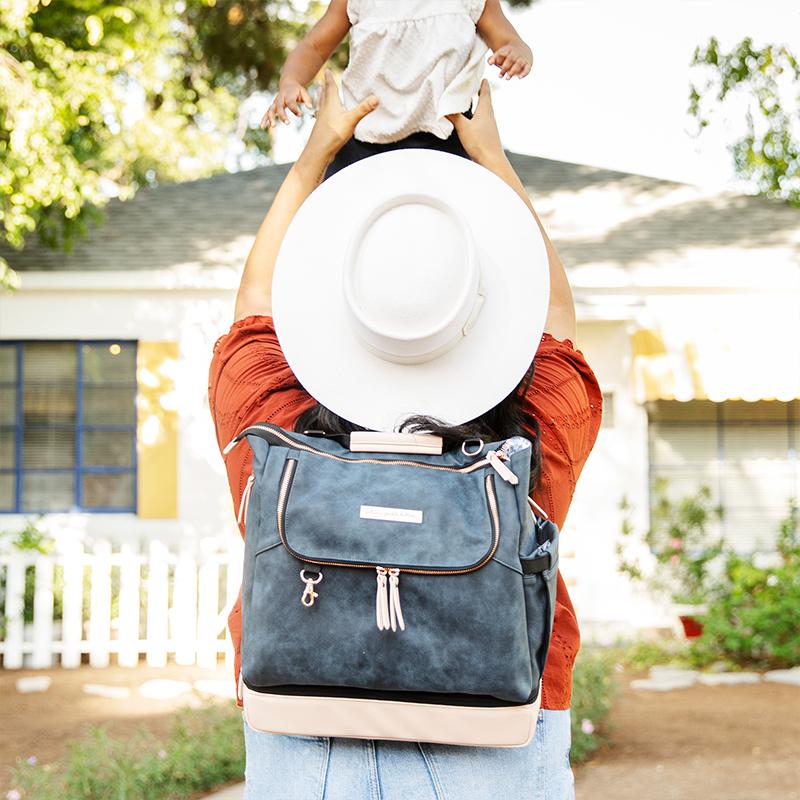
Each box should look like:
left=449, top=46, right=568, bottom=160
left=297, top=69, right=379, bottom=173
left=445, top=79, right=506, bottom=169
left=488, top=41, right=533, bottom=80
left=262, top=79, right=314, bottom=128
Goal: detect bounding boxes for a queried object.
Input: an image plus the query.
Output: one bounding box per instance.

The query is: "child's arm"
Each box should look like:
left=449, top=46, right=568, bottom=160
left=476, top=0, right=533, bottom=80
left=240, top=72, right=378, bottom=321
left=262, top=0, right=351, bottom=128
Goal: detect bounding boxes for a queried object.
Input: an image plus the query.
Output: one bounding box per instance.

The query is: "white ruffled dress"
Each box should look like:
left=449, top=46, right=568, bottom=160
left=341, top=0, right=489, bottom=143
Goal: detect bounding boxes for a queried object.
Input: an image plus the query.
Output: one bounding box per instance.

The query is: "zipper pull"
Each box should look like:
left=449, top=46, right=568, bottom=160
left=528, top=495, right=549, bottom=519
left=486, top=449, right=519, bottom=485
left=300, top=568, right=323, bottom=607
left=387, top=569, right=406, bottom=632
left=237, top=473, right=255, bottom=527
left=223, top=433, right=245, bottom=456
left=375, top=567, right=390, bottom=630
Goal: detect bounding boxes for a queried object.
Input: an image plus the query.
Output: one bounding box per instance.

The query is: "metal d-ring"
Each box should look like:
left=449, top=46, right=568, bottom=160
left=300, top=569, right=323, bottom=608
left=300, top=569, right=323, bottom=585
left=461, top=438, right=485, bottom=457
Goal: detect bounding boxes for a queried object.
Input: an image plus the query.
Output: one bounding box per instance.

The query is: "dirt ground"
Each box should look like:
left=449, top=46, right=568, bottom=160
left=2, top=663, right=235, bottom=792
left=575, top=678, right=800, bottom=800
left=3, top=665, right=799, bottom=799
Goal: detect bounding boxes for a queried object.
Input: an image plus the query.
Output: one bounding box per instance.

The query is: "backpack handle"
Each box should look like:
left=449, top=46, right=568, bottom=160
left=349, top=431, right=443, bottom=455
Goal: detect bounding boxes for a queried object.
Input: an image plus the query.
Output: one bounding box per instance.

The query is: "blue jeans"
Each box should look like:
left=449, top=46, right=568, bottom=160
left=242, top=709, right=575, bottom=800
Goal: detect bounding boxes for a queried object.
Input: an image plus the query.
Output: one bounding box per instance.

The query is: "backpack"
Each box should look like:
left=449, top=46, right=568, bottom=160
left=223, top=423, right=559, bottom=747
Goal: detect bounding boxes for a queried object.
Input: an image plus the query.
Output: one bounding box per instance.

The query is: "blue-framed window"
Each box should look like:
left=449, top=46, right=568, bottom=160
left=0, top=340, right=138, bottom=513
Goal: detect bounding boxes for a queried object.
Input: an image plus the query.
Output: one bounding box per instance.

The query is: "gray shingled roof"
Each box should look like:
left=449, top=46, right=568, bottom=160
left=3, top=152, right=799, bottom=280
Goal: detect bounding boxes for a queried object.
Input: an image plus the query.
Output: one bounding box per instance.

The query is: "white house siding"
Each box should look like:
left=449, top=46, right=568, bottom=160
left=568, top=320, right=677, bottom=639
left=0, top=271, right=241, bottom=550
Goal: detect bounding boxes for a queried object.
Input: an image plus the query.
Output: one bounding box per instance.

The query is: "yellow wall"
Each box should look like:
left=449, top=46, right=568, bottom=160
left=136, top=341, right=179, bottom=518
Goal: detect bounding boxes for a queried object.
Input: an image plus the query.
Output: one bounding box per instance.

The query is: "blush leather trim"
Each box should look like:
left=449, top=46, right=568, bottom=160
left=242, top=683, right=541, bottom=748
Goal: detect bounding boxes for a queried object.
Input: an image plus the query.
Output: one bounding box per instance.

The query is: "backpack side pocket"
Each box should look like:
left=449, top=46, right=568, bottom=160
left=520, top=519, right=559, bottom=691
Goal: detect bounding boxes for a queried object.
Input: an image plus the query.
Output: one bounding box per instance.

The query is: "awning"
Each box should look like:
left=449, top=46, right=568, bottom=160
left=630, top=296, right=800, bottom=403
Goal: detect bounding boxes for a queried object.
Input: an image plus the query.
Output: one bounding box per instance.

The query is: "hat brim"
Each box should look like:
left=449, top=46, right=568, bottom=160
left=272, top=149, right=550, bottom=432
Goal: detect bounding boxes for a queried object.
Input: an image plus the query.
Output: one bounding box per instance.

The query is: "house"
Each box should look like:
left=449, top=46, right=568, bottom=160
left=1, top=152, right=798, bottom=666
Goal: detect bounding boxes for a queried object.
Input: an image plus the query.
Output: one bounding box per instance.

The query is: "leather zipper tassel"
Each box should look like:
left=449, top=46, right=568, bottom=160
left=237, top=473, right=255, bottom=527
left=387, top=568, right=405, bottom=632
left=375, top=567, right=390, bottom=630
left=486, top=449, right=518, bottom=485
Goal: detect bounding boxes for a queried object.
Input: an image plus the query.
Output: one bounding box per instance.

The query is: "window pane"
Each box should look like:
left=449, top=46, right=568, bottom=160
left=82, top=342, right=136, bottom=383
left=0, top=472, right=14, bottom=510
left=0, top=345, right=17, bottom=381
left=646, top=399, right=718, bottom=423
left=24, top=384, right=76, bottom=425
left=720, top=463, right=795, bottom=512
left=81, top=472, right=134, bottom=509
left=600, top=391, right=615, bottom=429
left=22, top=427, right=75, bottom=468
left=23, top=342, right=76, bottom=383
left=725, top=424, right=788, bottom=461
left=723, top=506, right=794, bottom=552
left=83, top=385, right=136, bottom=425
left=82, top=430, right=134, bottom=467
left=650, top=471, right=720, bottom=503
left=0, top=427, right=15, bottom=469
left=0, top=386, right=16, bottom=424
left=650, top=425, right=718, bottom=467
left=22, top=471, right=74, bottom=512
left=721, top=400, right=791, bottom=423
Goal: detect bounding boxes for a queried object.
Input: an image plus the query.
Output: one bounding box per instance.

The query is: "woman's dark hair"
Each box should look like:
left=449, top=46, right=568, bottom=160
left=294, top=360, right=542, bottom=495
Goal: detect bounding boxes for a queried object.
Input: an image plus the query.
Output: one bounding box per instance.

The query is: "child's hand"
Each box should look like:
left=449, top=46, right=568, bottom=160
left=262, top=80, right=314, bottom=128
left=488, top=41, right=532, bottom=80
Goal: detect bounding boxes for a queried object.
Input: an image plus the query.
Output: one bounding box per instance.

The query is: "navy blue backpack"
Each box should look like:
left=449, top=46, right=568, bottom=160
left=223, top=423, right=558, bottom=747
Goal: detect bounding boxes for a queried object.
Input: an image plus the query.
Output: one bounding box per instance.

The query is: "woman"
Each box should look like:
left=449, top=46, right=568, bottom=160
left=208, top=70, right=602, bottom=799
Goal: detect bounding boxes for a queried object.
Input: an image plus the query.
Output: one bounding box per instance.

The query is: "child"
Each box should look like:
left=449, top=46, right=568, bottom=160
left=262, top=0, right=532, bottom=178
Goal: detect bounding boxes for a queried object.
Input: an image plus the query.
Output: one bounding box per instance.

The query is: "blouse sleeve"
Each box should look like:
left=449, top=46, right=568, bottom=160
left=464, top=0, right=487, bottom=24
left=346, top=0, right=359, bottom=26
left=522, top=332, right=603, bottom=524
left=207, top=314, right=303, bottom=454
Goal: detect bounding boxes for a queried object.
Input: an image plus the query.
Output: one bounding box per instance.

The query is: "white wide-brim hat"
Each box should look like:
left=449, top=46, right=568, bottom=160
left=272, top=149, right=550, bottom=432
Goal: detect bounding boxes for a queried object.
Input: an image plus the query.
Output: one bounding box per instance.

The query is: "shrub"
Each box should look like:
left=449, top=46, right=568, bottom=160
left=618, top=638, right=691, bottom=672
left=569, top=648, right=618, bottom=764
left=0, top=518, right=63, bottom=640
left=691, top=499, right=800, bottom=669
left=616, top=480, right=725, bottom=606
left=8, top=702, right=245, bottom=800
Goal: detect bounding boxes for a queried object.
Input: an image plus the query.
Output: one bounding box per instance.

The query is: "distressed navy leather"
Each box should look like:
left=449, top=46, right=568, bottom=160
left=238, top=425, right=559, bottom=707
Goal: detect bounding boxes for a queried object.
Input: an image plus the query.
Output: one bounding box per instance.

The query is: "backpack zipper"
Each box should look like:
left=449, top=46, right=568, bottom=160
left=223, top=423, right=503, bottom=477
left=275, top=458, right=502, bottom=578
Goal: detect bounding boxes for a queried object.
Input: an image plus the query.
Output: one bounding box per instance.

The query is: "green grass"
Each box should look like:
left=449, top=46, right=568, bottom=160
left=615, top=638, right=694, bottom=673
left=569, top=648, right=619, bottom=764
left=8, top=702, right=245, bottom=800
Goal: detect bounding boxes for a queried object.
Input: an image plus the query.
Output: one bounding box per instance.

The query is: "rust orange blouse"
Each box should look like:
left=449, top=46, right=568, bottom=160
left=208, top=314, right=602, bottom=710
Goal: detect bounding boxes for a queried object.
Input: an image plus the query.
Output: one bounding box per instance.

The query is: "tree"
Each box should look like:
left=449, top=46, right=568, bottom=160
left=0, top=0, right=289, bottom=289
left=689, top=37, right=800, bottom=206
left=2, top=0, right=537, bottom=291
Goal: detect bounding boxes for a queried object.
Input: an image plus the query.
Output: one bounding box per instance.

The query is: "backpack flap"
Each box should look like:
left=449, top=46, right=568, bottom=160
left=278, top=449, right=498, bottom=571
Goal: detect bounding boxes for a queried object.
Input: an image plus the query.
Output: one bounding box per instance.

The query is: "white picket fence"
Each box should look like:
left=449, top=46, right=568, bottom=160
left=0, top=536, right=243, bottom=670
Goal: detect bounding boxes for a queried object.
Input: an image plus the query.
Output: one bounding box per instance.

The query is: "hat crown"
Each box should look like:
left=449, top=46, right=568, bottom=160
left=343, top=194, right=483, bottom=364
